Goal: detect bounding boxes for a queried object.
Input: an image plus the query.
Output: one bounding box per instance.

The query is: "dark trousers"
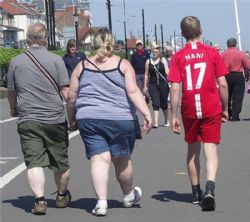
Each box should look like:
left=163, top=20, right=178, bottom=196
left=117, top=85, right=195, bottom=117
left=225, top=72, right=245, bottom=120
left=148, top=82, right=169, bottom=110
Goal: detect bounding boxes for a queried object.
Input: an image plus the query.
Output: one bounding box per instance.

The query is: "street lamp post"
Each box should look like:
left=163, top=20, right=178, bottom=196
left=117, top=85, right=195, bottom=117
left=233, top=0, right=242, bottom=50
left=146, top=34, right=149, bottom=47
left=106, top=0, right=112, bottom=32
left=122, top=0, right=128, bottom=59
left=73, top=7, right=79, bottom=45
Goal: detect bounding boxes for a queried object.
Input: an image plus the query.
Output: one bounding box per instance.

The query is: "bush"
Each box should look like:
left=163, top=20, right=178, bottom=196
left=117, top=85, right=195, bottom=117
left=0, top=48, right=25, bottom=69
left=0, top=48, right=128, bottom=70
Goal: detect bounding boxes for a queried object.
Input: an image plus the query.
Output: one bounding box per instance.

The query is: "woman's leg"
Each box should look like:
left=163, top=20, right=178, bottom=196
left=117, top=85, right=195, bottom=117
left=112, top=156, right=133, bottom=195
left=90, top=151, right=111, bottom=200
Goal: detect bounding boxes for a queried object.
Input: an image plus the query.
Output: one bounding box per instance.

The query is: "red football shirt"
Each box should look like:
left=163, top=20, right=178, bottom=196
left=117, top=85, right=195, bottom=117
left=168, top=42, right=228, bottom=119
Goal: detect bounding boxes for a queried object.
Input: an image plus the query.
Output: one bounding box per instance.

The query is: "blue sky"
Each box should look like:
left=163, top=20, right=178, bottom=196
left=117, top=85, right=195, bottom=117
left=90, top=0, right=250, bottom=51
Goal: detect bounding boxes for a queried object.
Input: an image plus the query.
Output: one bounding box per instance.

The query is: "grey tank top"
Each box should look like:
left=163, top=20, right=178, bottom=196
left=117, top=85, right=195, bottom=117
left=75, top=59, right=136, bottom=120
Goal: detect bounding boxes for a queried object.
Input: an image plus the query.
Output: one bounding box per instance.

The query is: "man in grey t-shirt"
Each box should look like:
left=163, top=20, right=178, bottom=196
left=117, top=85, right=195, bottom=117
left=7, top=23, right=71, bottom=215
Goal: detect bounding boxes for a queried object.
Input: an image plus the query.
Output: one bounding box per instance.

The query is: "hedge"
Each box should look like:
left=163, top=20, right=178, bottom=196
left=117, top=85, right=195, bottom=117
left=0, top=48, right=129, bottom=71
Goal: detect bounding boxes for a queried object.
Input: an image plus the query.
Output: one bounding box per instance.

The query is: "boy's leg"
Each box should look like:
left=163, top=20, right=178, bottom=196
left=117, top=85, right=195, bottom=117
left=202, top=142, right=218, bottom=211
left=187, top=142, right=203, bottom=203
left=187, top=142, right=201, bottom=186
left=203, top=143, right=218, bottom=183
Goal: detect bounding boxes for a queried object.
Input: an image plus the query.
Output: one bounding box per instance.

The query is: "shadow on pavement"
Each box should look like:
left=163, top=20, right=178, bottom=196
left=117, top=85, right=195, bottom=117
left=152, top=190, right=192, bottom=203
left=2, top=196, right=55, bottom=213
left=70, top=198, right=126, bottom=213
left=242, top=118, right=250, bottom=121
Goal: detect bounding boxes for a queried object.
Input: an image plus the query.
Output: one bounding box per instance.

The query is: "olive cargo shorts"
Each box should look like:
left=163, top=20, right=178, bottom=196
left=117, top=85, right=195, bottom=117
left=18, top=120, right=69, bottom=171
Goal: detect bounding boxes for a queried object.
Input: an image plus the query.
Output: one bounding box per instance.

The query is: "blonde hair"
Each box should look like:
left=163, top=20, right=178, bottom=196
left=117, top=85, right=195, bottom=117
left=26, top=23, right=48, bottom=46
left=93, top=28, right=115, bottom=61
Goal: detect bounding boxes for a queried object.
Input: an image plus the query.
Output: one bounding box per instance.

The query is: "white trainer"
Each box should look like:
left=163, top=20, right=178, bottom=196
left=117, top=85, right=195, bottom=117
left=92, top=205, right=107, bottom=216
left=123, top=186, right=142, bottom=208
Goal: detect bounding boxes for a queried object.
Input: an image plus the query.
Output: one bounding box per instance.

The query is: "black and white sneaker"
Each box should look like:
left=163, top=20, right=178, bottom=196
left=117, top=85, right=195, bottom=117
left=202, top=190, right=215, bottom=211
left=192, top=189, right=203, bottom=204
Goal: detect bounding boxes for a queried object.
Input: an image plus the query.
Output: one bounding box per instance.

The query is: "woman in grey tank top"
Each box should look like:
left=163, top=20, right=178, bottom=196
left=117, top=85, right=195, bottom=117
left=67, top=28, right=152, bottom=216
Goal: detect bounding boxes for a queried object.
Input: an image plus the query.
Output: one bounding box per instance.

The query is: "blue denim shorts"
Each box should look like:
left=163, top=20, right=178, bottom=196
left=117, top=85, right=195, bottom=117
left=77, top=119, right=136, bottom=159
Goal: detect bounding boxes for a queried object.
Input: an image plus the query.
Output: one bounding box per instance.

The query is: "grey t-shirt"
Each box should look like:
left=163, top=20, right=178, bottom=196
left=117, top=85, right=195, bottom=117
left=7, top=46, right=69, bottom=124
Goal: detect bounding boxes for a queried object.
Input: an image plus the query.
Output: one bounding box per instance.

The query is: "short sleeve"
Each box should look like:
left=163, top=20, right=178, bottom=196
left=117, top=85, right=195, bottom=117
left=168, top=55, right=182, bottom=83
left=55, top=57, right=70, bottom=86
left=7, top=59, right=16, bottom=90
left=214, top=52, right=228, bottom=78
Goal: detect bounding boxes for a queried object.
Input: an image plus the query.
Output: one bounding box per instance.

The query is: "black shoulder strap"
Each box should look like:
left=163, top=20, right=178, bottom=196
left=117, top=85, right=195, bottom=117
left=24, top=50, right=63, bottom=101
left=85, top=58, right=124, bottom=89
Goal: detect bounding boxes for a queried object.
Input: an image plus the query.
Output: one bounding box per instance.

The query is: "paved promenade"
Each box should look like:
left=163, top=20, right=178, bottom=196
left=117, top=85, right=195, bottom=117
left=1, top=89, right=250, bottom=222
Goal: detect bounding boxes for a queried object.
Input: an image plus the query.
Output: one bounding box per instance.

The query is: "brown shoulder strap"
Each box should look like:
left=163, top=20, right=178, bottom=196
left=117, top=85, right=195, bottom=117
left=24, top=50, right=63, bottom=101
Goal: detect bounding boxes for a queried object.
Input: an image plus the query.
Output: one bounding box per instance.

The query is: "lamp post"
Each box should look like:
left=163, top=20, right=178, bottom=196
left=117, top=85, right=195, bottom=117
left=106, top=0, right=112, bottom=32
left=146, top=34, right=149, bottom=47
left=233, top=0, right=242, bottom=50
left=122, top=0, right=128, bottom=59
left=73, top=7, right=79, bottom=45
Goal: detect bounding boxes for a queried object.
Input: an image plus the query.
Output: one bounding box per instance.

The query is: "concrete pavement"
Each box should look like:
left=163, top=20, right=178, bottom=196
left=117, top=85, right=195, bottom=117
left=1, top=89, right=250, bottom=222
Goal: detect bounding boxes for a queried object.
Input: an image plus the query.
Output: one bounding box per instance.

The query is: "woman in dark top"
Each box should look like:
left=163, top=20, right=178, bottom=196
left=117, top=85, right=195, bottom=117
left=63, top=39, right=86, bottom=78
left=143, top=45, right=170, bottom=128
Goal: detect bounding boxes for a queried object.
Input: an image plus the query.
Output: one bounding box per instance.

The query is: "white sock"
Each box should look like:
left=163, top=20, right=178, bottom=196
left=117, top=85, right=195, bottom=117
left=124, top=189, right=135, bottom=200
left=97, top=200, right=107, bottom=208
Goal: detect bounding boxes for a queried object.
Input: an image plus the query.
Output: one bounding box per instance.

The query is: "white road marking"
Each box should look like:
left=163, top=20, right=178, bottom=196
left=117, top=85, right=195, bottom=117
left=0, top=157, right=19, bottom=165
left=0, top=130, right=80, bottom=189
left=0, top=156, right=18, bottom=160
left=0, top=160, right=7, bottom=164
left=0, top=163, right=26, bottom=189
left=0, top=117, right=18, bottom=123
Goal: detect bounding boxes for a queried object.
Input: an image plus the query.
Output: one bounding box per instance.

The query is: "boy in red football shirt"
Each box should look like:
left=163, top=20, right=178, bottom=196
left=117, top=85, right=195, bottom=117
left=168, top=16, right=229, bottom=211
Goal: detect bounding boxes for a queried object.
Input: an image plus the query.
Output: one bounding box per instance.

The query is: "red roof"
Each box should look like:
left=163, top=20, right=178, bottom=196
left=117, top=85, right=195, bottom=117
left=0, top=2, right=42, bottom=16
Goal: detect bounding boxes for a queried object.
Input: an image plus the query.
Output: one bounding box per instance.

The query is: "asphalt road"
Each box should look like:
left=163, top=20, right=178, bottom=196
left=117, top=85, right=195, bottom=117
left=1, top=88, right=250, bottom=222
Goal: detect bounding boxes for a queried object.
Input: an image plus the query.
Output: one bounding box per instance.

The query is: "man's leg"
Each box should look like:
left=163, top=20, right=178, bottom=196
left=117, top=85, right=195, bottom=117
left=27, top=167, right=45, bottom=198
left=225, top=74, right=233, bottom=119
left=54, top=169, right=70, bottom=194
left=27, top=167, right=47, bottom=215
left=231, top=75, right=245, bottom=120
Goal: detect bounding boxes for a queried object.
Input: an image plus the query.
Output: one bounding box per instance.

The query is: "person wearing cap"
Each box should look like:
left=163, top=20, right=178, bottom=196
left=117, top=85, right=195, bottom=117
left=130, top=40, right=150, bottom=103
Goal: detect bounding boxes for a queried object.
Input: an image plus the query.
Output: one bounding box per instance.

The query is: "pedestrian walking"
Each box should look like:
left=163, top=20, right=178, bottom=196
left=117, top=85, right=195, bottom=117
left=168, top=16, right=229, bottom=211
left=67, top=28, right=152, bottom=216
left=221, top=38, right=250, bottom=121
left=63, top=39, right=86, bottom=79
left=143, top=45, right=170, bottom=128
left=7, top=23, right=71, bottom=215
left=130, top=39, right=151, bottom=105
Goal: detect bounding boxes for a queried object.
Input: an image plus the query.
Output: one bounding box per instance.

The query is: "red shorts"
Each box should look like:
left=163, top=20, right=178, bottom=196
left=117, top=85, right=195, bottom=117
left=182, top=114, right=222, bottom=144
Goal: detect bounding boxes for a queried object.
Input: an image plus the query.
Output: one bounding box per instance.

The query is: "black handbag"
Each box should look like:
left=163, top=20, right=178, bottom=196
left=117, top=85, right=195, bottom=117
left=85, top=58, right=142, bottom=139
